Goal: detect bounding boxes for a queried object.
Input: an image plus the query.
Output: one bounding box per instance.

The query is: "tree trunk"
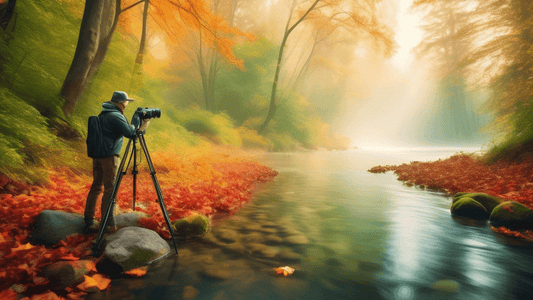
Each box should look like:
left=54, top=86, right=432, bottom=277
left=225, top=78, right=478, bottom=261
left=60, top=0, right=120, bottom=117
left=196, top=31, right=211, bottom=111
left=135, top=0, right=149, bottom=64
left=258, top=0, right=320, bottom=133
left=130, top=0, right=149, bottom=92
left=0, top=0, right=16, bottom=30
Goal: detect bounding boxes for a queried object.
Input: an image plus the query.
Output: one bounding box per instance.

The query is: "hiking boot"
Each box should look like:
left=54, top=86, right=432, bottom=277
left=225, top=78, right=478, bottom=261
left=83, top=220, right=100, bottom=234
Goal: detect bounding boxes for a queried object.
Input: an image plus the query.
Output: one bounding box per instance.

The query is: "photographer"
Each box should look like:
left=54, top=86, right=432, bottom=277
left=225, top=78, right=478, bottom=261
left=84, top=91, right=149, bottom=234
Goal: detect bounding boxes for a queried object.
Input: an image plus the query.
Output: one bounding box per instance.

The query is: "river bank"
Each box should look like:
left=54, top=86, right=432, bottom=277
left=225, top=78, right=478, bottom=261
left=0, top=149, right=278, bottom=299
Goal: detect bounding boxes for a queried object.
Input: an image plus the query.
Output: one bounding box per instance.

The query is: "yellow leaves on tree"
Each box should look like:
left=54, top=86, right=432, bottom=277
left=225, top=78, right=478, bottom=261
left=119, top=0, right=251, bottom=69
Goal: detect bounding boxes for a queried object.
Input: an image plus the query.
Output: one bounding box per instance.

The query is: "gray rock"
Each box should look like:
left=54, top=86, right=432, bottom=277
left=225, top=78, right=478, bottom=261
left=103, top=227, right=171, bottom=271
left=30, top=210, right=85, bottom=246
left=115, top=212, right=149, bottom=227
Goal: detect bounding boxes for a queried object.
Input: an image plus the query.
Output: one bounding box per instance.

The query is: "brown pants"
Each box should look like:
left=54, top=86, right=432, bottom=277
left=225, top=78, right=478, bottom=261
left=84, top=156, right=119, bottom=226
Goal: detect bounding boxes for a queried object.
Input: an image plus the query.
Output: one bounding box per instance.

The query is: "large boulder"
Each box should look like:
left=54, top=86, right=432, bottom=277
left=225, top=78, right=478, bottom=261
left=30, top=210, right=150, bottom=247
left=41, top=260, right=94, bottom=290
left=30, top=210, right=85, bottom=246
left=103, top=227, right=170, bottom=271
left=115, top=211, right=149, bottom=227
left=172, top=212, right=210, bottom=238
left=452, top=192, right=505, bottom=214
left=450, top=197, right=489, bottom=220
left=490, top=201, right=533, bottom=230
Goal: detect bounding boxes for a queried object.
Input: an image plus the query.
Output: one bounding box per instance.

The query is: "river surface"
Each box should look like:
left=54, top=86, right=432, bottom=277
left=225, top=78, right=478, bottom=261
left=87, top=148, right=533, bottom=300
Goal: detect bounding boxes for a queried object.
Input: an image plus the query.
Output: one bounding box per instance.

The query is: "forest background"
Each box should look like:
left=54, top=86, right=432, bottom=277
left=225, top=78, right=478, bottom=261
left=1, top=0, right=533, bottom=185
left=0, top=0, right=397, bottom=184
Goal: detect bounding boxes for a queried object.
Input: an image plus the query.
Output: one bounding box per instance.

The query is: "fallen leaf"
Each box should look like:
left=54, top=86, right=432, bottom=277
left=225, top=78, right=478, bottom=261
left=502, top=204, right=514, bottom=213
left=77, top=274, right=111, bottom=291
left=77, top=275, right=102, bottom=292
left=274, top=266, right=295, bottom=276
left=66, top=290, right=87, bottom=300
left=11, top=243, right=34, bottom=252
left=84, top=260, right=97, bottom=272
left=28, top=290, right=61, bottom=299
left=93, top=274, right=111, bottom=290
left=60, top=254, right=79, bottom=261
left=33, top=276, right=49, bottom=285
left=0, top=288, right=18, bottom=300
left=124, top=267, right=148, bottom=277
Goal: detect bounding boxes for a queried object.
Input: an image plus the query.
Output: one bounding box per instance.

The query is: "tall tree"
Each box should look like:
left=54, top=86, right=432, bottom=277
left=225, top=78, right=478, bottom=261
left=458, top=0, right=533, bottom=157
left=60, top=0, right=247, bottom=116
left=258, top=0, right=395, bottom=133
left=172, top=0, right=251, bottom=112
left=60, top=0, right=121, bottom=116
left=129, top=0, right=150, bottom=92
left=415, top=0, right=533, bottom=149
left=412, top=0, right=480, bottom=141
left=413, top=0, right=471, bottom=74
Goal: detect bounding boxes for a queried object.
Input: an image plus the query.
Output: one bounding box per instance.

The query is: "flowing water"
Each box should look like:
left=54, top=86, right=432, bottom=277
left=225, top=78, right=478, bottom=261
left=87, top=148, right=533, bottom=300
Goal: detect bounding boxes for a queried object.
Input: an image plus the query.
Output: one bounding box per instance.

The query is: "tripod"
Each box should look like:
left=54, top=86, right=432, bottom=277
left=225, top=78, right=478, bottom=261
left=92, top=131, right=178, bottom=255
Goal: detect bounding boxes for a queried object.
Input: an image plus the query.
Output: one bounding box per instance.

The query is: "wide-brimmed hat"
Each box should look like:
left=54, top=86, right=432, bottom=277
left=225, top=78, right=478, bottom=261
left=110, top=91, right=134, bottom=102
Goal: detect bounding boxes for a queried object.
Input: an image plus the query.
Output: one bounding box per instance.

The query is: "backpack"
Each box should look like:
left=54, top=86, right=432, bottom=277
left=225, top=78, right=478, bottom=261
left=86, top=114, right=111, bottom=158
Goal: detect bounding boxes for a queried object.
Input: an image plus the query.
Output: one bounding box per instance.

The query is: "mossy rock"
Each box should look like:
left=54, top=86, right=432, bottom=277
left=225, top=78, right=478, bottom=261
left=172, top=212, right=210, bottom=237
left=450, top=197, right=489, bottom=220
left=490, top=201, right=533, bottom=230
left=452, top=192, right=469, bottom=200
left=452, top=192, right=505, bottom=214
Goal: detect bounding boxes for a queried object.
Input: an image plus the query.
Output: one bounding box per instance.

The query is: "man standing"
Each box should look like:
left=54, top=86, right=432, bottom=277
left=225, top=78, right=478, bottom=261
left=84, top=91, right=149, bottom=233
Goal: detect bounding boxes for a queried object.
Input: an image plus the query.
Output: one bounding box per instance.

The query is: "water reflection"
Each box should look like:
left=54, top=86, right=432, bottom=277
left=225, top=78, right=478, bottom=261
left=86, top=150, right=533, bottom=300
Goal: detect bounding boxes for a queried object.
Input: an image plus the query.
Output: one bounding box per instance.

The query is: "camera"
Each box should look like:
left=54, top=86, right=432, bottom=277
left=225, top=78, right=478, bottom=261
left=131, top=107, right=161, bottom=129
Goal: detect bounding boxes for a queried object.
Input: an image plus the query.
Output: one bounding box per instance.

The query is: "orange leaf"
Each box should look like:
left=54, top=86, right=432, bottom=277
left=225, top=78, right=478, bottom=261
left=274, top=266, right=295, bottom=276
left=60, top=254, right=79, bottom=261
left=124, top=267, right=148, bottom=277
left=33, top=276, right=49, bottom=285
left=502, top=204, right=514, bottom=213
left=65, top=290, right=87, bottom=300
left=11, top=243, right=34, bottom=252
left=93, top=274, right=111, bottom=290
left=77, top=275, right=98, bottom=292
left=0, top=289, right=17, bottom=300
left=28, top=290, right=61, bottom=299
left=85, top=261, right=97, bottom=272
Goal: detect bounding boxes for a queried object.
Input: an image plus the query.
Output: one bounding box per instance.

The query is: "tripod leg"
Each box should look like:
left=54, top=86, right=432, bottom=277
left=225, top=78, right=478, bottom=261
left=132, top=140, right=138, bottom=211
left=138, top=134, right=179, bottom=255
left=92, top=139, right=134, bottom=254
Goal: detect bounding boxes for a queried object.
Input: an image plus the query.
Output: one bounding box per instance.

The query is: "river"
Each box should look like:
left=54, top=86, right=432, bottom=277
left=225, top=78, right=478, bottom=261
left=87, top=148, right=533, bottom=300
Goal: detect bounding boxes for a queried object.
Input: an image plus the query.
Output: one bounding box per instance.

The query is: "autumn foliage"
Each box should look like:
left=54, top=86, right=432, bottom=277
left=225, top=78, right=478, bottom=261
left=369, top=153, right=533, bottom=239
left=0, top=149, right=277, bottom=299
left=369, top=153, right=533, bottom=208
left=119, top=0, right=253, bottom=69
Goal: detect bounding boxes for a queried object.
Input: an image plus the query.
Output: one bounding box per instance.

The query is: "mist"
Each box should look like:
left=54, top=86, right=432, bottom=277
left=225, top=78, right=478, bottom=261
left=327, top=0, right=491, bottom=150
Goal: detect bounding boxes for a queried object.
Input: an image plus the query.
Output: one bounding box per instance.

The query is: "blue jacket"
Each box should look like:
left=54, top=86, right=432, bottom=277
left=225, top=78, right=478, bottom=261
left=99, top=102, right=137, bottom=157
